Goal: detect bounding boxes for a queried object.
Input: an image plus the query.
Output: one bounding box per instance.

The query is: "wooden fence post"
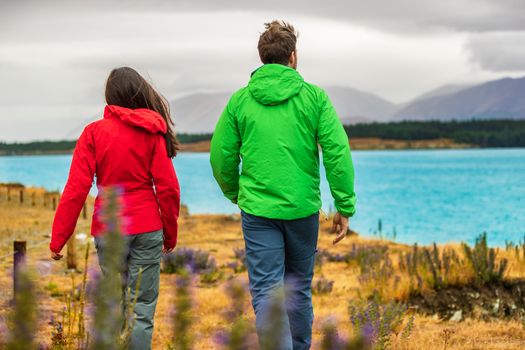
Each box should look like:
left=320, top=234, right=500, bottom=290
left=13, top=241, right=27, bottom=298
left=7, top=187, right=11, bottom=202
left=19, top=189, right=24, bottom=204
left=52, top=197, right=57, bottom=211
left=31, top=192, right=36, bottom=206
left=67, top=236, right=77, bottom=270
left=82, top=202, right=87, bottom=220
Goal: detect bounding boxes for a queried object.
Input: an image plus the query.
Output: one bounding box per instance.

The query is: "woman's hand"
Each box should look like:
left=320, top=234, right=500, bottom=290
left=50, top=251, right=63, bottom=260
left=162, top=247, right=174, bottom=254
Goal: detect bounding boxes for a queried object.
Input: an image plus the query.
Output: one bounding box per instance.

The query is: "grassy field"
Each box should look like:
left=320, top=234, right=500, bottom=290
left=1, top=186, right=525, bottom=349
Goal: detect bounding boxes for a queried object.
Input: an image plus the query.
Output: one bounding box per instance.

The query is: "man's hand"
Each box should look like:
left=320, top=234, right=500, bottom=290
left=331, top=212, right=349, bottom=245
left=50, top=251, right=63, bottom=260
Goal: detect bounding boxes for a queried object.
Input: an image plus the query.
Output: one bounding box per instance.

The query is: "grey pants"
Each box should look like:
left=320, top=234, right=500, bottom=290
left=94, top=229, right=163, bottom=350
left=241, top=211, right=319, bottom=350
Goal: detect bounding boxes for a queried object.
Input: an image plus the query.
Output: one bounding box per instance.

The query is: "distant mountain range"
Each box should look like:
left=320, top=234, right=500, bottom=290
left=392, top=77, right=525, bottom=121
left=166, top=76, right=525, bottom=132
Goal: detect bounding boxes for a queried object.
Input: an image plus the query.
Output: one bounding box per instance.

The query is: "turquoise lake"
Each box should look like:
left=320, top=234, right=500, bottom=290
left=1, top=149, right=524, bottom=246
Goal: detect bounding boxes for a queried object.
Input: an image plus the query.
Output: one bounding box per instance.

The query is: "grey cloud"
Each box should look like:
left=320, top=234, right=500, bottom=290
left=67, top=50, right=258, bottom=97
left=3, top=0, right=525, bottom=35
left=466, top=32, right=525, bottom=71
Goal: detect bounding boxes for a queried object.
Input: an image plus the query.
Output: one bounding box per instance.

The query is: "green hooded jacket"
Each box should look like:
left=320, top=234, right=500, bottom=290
left=210, top=64, right=356, bottom=219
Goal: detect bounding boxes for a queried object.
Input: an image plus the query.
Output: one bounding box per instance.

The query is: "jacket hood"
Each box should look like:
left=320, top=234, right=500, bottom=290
left=104, top=105, right=167, bottom=134
left=248, top=64, right=304, bottom=106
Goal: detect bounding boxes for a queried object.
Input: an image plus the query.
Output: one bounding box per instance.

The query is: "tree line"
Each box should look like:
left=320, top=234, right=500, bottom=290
left=345, top=119, right=525, bottom=147
left=0, top=133, right=214, bottom=155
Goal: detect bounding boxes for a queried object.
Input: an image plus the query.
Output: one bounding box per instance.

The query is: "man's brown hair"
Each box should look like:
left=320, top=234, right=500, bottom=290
left=258, top=21, right=298, bottom=65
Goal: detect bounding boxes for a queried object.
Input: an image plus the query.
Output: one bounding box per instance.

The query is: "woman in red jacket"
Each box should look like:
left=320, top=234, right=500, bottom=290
left=50, top=67, right=180, bottom=350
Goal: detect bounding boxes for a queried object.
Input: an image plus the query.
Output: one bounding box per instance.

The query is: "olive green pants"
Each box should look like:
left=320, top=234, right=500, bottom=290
left=95, top=229, right=163, bottom=350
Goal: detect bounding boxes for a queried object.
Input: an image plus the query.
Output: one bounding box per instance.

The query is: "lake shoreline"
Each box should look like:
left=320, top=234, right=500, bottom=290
left=0, top=137, right=475, bottom=156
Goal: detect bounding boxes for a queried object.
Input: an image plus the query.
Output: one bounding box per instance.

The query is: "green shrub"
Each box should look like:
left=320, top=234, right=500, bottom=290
left=462, top=233, right=508, bottom=285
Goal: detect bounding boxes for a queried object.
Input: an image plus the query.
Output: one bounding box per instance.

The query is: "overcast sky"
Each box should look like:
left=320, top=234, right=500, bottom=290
left=1, top=0, right=525, bottom=141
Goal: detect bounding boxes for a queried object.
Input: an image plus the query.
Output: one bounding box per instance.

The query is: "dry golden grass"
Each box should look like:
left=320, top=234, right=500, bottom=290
left=349, top=137, right=472, bottom=150
left=1, top=187, right=524, bottom=349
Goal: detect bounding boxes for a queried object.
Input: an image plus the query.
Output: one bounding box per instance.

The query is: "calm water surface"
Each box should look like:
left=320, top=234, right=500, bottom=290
left=1, top=149, right=524, bottom=246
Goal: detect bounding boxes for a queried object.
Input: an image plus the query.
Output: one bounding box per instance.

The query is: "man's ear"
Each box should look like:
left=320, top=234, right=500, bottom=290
left=288, top=51, right=297, bottom=69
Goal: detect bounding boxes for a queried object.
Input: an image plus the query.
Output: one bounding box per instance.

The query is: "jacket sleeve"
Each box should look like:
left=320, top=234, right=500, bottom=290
left=50, top=127, right=96, bottom=253
left=210, top=100, right=241, bottom=203
left=317, top=90, right=357, bottom=217
left=151, top=135, right=180, bottom=250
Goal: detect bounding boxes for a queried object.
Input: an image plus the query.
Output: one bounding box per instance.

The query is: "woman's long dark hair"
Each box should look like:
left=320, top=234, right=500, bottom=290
left=105, top=67, right=179, bottom=157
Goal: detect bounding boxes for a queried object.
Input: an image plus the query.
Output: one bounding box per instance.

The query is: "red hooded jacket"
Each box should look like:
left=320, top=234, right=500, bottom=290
left=50, top=105, right=180, bottom=253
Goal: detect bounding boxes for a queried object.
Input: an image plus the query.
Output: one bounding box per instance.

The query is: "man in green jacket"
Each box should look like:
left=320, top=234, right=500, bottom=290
left=210, top=21, right=356, bottom=350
